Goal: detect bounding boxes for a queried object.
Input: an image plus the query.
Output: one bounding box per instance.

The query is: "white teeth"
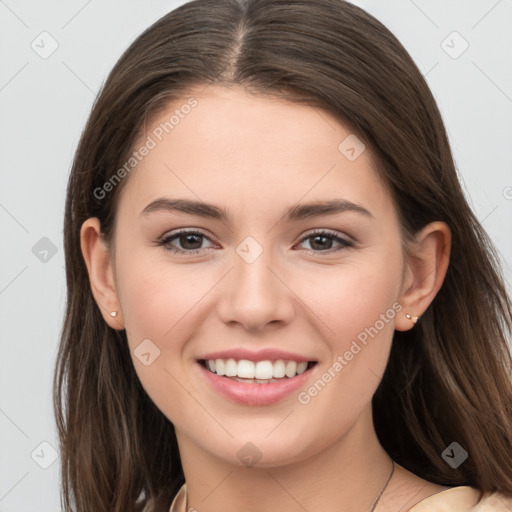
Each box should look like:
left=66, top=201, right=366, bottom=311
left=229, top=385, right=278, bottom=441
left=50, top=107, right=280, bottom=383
left=232, top=377, right=279, bottom=384
left=285, top=361, right=297, bottom=378
left=297, top=362, right=308, bottom=374
left=237, top=359, right=255, bottom=378
left=225, top=358, right=238, bottom=377
left=273, top=360, right=286, bottom=378
left=255, top=361, right=273, bottom=379
left=216, top=359, right=226, bottom=376
left=203, top=358, right=313, bottom=379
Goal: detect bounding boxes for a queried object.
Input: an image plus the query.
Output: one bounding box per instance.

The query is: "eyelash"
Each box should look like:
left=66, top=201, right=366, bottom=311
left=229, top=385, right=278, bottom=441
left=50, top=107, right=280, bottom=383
left=157, top=228, right=354, bottom=256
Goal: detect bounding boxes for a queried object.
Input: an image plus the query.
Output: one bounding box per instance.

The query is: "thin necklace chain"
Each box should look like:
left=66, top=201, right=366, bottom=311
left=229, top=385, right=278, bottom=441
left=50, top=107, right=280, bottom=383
left=369, top=460, right=395, bottom=512
left=179, top=459, right=396, bottom=512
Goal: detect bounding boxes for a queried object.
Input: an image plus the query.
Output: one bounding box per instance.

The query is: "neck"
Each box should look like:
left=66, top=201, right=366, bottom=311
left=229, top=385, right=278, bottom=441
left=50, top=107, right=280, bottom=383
left=175, top=406, right=394, bottom=512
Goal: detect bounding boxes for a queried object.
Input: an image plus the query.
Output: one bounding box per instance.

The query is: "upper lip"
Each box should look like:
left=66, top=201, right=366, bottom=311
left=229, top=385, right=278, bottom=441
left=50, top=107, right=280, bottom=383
left=199, top=348, right=317, bottom=363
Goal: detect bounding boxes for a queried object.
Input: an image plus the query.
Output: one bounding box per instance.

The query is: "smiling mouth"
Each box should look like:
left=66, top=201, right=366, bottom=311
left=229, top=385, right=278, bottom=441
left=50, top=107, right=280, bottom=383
left=198, top=359, right=318, bottom=384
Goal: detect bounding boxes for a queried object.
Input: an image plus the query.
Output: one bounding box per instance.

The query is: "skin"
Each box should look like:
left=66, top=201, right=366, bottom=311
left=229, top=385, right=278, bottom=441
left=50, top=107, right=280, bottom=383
left=81, top=85, right=452, bottom=511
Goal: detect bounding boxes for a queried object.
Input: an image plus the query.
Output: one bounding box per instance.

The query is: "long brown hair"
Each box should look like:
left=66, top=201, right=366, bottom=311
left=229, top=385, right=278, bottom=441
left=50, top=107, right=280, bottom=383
left=53, top=0, right=512, bottom=510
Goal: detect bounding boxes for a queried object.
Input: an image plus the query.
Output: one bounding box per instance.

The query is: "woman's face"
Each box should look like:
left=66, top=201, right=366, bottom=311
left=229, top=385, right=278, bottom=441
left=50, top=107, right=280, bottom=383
left=106, top=85, right=411, bottom=466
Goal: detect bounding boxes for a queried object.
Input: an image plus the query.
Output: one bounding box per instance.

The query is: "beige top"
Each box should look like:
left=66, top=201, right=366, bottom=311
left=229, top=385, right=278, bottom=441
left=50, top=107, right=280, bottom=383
left=168, top=483, right=512, bottom=512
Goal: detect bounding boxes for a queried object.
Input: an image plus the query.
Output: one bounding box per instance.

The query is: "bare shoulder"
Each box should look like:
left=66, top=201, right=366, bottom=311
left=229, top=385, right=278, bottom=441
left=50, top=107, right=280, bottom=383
left=378, top=463, right=512, bottom=511
left=405, top=487, right=512, bottom=511
left=377, top=463, right=453, bottom=511
left=474, top=490, right=512, bottom=511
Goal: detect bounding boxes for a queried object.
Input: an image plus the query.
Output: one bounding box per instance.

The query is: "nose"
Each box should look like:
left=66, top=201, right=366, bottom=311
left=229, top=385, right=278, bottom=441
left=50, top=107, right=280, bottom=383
left=216, top=244, right=295, bottom=332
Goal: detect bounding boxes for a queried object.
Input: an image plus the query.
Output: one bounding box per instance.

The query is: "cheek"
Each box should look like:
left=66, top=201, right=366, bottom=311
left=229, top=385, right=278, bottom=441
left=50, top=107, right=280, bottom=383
left=300, top=255, right=402, bottom=347
left=115, top=243, right=213, bottom=347
left=292, top=250, right=403, bottom=407
left=114, top=248, right=214, bottom=423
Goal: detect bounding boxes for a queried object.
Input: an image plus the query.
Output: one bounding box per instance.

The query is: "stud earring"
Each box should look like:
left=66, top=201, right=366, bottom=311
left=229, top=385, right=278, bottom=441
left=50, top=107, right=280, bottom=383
left=405, top=313, right=419, bottom=324
left=110, top=311, right=117, bottom=317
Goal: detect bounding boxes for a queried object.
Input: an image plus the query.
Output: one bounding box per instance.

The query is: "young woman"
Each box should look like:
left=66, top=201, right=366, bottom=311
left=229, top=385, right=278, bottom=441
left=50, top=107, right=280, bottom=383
left=53, top=0, right=512, bottom=511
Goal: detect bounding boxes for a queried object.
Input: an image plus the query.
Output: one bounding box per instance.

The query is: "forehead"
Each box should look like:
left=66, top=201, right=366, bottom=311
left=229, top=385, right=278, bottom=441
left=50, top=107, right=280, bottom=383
left=116, top=85, right=392, bottom=221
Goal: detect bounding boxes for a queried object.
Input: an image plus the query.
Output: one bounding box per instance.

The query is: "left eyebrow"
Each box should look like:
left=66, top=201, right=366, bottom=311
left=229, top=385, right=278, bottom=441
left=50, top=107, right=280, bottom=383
left=139, top=197, right=374, bottom=222
left=284, top=199, right=374, bottom=221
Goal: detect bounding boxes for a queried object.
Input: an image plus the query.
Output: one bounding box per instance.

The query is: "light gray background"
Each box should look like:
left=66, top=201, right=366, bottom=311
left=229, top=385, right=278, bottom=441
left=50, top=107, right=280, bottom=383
left=1, top=1, right=511, bottom=510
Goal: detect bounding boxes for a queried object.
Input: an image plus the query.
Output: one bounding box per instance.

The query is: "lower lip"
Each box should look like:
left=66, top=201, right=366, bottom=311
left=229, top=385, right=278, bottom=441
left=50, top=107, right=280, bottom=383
left=197, top=361, right=316, bottom=406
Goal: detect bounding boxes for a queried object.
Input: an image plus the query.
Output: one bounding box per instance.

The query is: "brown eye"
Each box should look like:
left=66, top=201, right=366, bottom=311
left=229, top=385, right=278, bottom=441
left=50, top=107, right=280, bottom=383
left=158, top=230, right=215, bottom=254
left=297, top=230, right=353, bottom=254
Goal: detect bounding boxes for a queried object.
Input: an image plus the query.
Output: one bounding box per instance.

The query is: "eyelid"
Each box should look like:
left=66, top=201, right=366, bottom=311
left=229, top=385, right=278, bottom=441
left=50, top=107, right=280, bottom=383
left=162, top=227, right=211, bottom=238
left=299, top=228, right=354, bottom=244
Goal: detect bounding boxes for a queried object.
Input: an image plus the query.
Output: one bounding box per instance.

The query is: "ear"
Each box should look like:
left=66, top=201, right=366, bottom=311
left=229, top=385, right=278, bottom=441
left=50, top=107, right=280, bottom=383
left=395, top=221, right=451, bottom=332
left=80, top=217, right=125, bottom=330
